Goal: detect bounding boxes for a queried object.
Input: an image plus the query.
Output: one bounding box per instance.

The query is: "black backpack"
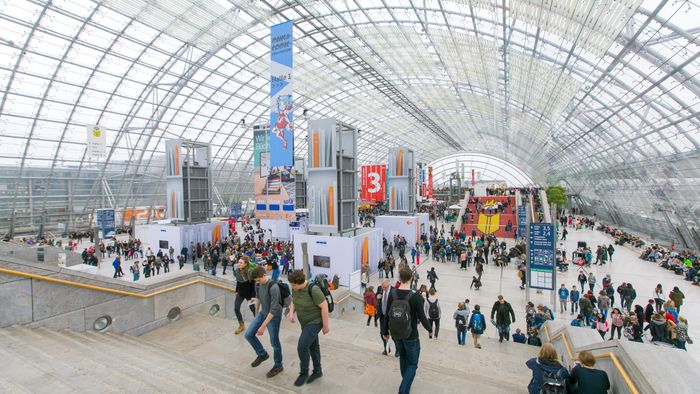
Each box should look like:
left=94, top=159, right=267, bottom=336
left=388, top=290, right=415, bottom=339
left=308, top=276, right=334, bottom=313
left=537, top=360, right=567, bottom=394
left=267, top=280, right=292, bottom=307
left=427, top=299, right=440, bottom=320
left=455, top=313, right=467, bottom=330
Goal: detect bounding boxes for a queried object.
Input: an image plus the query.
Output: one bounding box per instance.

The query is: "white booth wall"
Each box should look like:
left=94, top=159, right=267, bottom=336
left=416, top=213, right=430, bottom=237
left=135, top=221, right=229, bottom=256
left=292, top=228, right=382, bottom=287
left=374, top=215, right=423, bottom=247
left=259, top=219, right=291, bottom=241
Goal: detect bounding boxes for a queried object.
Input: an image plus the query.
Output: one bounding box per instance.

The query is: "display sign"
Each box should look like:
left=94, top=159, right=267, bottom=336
left=528, top=223, right=555, bottom=290
left=253, top=127, right=269, bottom=169
left=86, top=125, right=106, bottom=157
left=96, top=208, right=115, bottom=239
left=269, top=20, right=294, bottom=167
left=517, top=205, right=527, bottom=238
left=360, top=164, right=387, bottom=202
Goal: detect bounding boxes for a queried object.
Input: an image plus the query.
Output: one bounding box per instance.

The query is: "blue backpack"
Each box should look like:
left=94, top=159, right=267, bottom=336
left=471, top=313, right=484, bottom=332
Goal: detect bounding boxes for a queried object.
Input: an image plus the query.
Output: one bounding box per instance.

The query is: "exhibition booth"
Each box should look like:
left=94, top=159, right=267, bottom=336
left=135, top=220, right=229, bottom=256
left=374, top=213, right=430, bottom=247
left=292, top=227, right=382, bottom=287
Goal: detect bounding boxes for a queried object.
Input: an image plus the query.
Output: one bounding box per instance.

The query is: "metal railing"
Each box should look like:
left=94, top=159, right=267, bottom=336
left=0, top=267, right=235, bottom=298
left=543, top=325, right=639, bottom=394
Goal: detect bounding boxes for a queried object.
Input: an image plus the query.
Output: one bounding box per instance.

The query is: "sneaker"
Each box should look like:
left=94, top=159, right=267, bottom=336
left=306, top=371, right=322, bottom=384
left=251, top=353, right=269, bottom=367
left=266, top=366, right=284, bottom=378
left=382, top=350, right=388, bottom=356
left=294, top=373, right=308, bottom=387
left=235, top=323, right=245, bottom=335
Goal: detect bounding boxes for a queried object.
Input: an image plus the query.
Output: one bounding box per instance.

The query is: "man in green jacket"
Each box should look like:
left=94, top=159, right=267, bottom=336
left=288, top=270, right=330, bottom=387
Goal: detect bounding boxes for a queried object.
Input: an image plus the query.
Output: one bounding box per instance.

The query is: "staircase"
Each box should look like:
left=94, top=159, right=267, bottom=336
left=0, top=314, right=536, bottom=393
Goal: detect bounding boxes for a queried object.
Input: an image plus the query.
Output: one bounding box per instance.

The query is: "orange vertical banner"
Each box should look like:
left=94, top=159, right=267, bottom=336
left=313, top=131, right=319, bottom=168
left=328, top=185, right=334, bottom=225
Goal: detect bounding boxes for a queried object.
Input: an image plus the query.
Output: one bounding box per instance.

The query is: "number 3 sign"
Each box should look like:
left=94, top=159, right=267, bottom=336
left=361, top=164, right=386, bottom=202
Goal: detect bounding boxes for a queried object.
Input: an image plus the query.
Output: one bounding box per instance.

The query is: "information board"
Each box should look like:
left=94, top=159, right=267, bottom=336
left=528, top=222, right=555, bottom=290
left=96, top=208, right=115, bottom=239
left=517, top=205, right=527, bottom=238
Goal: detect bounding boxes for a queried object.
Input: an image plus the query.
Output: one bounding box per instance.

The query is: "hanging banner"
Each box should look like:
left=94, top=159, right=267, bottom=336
left=428, top=166, right=433, bottom=199
left=86, top=125, right=106, bottom=158
left=254, top=126, right=296, bottom=220
left=253, top=126, right=269, bottom=169
left=528, top=223, right=555, bottom=290
left=269, top=20, right=294, bottom=167
left=360, top=164, right=387, bottom=202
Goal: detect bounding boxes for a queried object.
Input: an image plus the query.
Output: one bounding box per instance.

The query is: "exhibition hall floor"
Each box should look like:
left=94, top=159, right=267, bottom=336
left=368, top=219, right=700, bottom=363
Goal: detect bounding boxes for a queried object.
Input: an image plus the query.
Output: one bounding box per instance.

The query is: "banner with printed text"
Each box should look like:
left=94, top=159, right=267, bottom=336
left=269, top=20, right=294, bottom=167
left=360, top=164, right=387, bottom=202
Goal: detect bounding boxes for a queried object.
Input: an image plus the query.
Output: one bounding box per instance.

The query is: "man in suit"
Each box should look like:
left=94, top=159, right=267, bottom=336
left=376, top=279, right=396, bottom=356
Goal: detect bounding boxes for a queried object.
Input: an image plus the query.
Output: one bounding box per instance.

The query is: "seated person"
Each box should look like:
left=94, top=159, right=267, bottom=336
left=568, top=350, right=610, bottom=393
left=513, top=328, right=526, bottom=344
left=526, top=329, right=542, bottom=347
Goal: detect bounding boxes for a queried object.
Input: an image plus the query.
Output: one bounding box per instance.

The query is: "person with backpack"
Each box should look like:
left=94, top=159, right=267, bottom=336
left=567, top=350, right=610, bottom=394
left=233, top=255, right=257, bottom=335
left=425, top=288, right=441, bottom=339
left=244, top=266, right=288, bottom=379
left=381, top=266, right=432, bottom=394
left=467, top=304, right=485, bottom=348
left=287, top=269, right=330, bottom=387
left=453, top=302, right=469, bottom=345
left=491, top=295, right=516, bottom=342
left=427, top=267, right=439, bottom=291
left=525, top=343, right=569, bottom=394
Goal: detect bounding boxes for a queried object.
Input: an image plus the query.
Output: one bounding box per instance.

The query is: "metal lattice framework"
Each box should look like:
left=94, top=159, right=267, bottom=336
left=0, top=0, right=698, bottom=243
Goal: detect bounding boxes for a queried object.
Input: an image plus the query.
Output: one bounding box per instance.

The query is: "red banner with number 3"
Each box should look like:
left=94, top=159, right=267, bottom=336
left=361, top=164, right=386, bottom=202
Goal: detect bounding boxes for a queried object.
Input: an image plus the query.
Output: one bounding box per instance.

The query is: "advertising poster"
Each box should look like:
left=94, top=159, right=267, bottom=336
left=360, top=164, right=387, bottom=202
left=269, top=20, right=294, bottom=167
left=517, top=205, right=527, bottom=238
left=428, top=166, right=433, bottom=199
left=165, top=139, right=184, bottom=219
left=528, top=223, right=555, bottom=290
left=253, top=125, right=295, bottom=220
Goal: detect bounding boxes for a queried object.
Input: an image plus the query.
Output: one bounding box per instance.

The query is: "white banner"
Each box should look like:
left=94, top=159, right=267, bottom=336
left=86, top=124, right=106, bottom=157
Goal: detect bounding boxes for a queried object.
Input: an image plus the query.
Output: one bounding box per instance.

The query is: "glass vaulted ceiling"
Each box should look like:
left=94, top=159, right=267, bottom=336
left=0, top=0, right=698, bottom=242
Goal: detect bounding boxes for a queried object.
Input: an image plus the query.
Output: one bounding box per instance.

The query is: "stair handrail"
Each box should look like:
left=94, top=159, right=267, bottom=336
left=542, top=325, right=639, bottom=394
left=0, top=267, right=235, bottom=298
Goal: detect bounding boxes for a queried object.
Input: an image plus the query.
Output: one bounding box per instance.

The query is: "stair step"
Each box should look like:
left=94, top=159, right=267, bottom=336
left=0, top=327, right=128, bottom=394
left=0, top=331, right=77, bottom=394
left=31, top=327, right=170, bottom=393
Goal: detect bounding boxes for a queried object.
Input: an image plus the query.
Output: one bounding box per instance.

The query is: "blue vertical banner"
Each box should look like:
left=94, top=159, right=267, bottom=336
left=528, top=223, right=555, bottom=290
left=269, top=20, right=294, bottom=167
left=96, top=208, right=115, bottom=239
left=517, top=205, right=527, bottom=237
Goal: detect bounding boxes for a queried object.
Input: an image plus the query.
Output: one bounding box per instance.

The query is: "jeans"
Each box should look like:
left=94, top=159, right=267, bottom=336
left=244, top=312, right=283, bottom=368
left=132, top=272, right=139, bottom=281
left=298, top=323, right=322, bottom=374
left=559, top=299, right=567, bottom=312
left=570, top=301, right=578, bottom=313
left=271, top=269, right=280, bottom=282
left=457, top=329, right=467, bottom=345
left=600, top=308, right=608, bottom=319
left=395, top=338, right=420, bottom=394
left=497, top=324, right=510, bottom=341
left=609, top=325, right=622, bottom=339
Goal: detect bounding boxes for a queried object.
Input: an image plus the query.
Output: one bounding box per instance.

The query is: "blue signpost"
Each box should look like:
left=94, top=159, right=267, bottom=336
left=96, top=209, right=115, bottom=239
left=517, top=205, right=527, bottom=238
left=528, top=222, right=555, bottom=290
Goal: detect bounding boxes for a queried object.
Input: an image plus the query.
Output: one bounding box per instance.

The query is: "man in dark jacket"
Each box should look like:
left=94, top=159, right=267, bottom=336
left=376, top=279, right=394, bottom=356
left=382, top=267, right=432, bottom=394
left=491, top=295, right=516, bottom=342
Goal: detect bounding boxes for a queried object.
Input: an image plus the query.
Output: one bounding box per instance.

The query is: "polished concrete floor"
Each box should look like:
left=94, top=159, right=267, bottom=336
left=368, top=219, right=700, bottom=363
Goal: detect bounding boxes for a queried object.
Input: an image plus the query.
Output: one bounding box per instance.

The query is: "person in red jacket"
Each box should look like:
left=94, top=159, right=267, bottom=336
left=364, top=286, right=378, bottom=327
